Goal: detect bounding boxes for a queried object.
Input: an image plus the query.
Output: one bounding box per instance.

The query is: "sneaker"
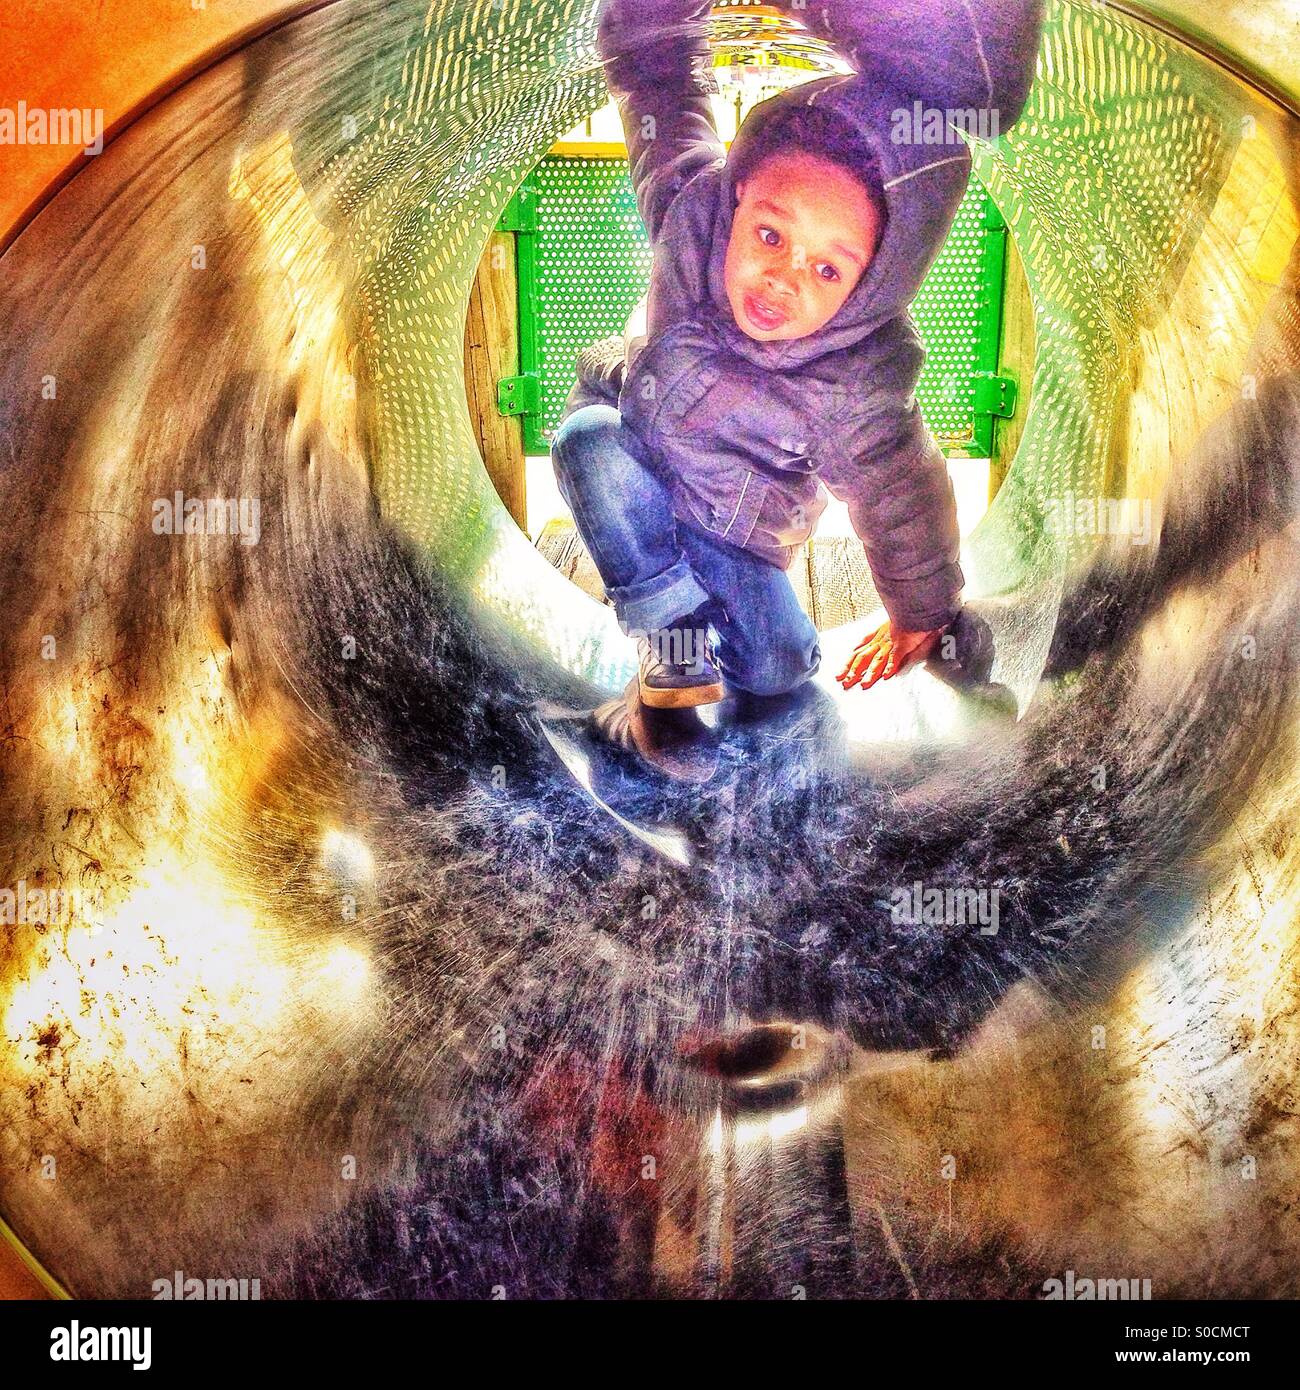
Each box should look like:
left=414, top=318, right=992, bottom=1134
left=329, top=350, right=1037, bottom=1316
left=636, top=624, right=724, bottom=709
left=593, top=679, right=719, bottom=782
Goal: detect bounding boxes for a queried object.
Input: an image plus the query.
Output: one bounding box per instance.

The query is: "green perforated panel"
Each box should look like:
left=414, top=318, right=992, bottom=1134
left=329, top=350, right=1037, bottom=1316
left=510, top=154, right=1009, bottom=457
left=911, top=186, right=1008, bottom=453
left=530, top=157, right=654, bottom=451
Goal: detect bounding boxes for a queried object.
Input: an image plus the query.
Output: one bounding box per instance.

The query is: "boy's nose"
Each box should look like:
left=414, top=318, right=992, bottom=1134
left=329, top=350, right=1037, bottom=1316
left=765, top=271, right=797, bottom=303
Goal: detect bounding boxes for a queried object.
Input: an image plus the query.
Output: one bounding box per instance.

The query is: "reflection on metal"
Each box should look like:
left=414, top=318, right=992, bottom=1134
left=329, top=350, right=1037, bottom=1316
left=1, top=0, right=1299, bottom=1298
left=535, top=707, right=693, bottom=866
left=1124, top=1, right=1300, bottom=115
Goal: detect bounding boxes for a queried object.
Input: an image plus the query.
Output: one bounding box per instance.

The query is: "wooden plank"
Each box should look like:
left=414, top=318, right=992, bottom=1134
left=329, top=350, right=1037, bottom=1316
left=990, top=229, right=1036, bottom=500
left=463, top=230, right=528, bottom=529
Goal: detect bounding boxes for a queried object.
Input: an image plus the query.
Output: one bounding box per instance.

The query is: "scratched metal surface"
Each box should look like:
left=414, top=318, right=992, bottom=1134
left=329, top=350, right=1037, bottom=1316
left=1, top=0, right=1299, bottom=1297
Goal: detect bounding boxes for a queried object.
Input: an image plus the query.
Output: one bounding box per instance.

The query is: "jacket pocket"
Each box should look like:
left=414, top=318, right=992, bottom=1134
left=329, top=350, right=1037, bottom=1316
left=675, top=462, right=769, bottom=551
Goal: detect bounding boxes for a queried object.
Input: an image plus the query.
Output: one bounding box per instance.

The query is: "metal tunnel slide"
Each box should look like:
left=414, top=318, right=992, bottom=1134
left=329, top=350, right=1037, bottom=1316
left=2, top=0, right=1300, bottom=1298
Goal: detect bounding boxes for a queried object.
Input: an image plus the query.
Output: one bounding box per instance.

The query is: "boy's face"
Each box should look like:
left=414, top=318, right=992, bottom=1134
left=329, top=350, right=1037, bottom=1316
left=724, top=151, right=882, bottom=342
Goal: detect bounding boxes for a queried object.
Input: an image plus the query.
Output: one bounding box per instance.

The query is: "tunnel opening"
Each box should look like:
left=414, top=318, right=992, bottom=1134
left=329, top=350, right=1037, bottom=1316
left=459, top=8, right=1040, bottom=637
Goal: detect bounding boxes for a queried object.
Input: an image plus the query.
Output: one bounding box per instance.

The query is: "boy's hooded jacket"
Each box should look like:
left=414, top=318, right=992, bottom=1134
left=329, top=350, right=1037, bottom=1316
left=562, top=0, right=1043, bottom=632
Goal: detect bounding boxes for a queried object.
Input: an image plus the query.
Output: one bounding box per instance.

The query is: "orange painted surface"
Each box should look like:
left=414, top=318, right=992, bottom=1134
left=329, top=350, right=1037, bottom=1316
left=0, top=1236, right=49, bottom=1299
left=0, top=0, right=300, bottom=241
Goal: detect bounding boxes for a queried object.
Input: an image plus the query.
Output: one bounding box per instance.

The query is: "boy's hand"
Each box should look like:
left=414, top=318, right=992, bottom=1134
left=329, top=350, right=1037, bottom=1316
left=837, top=620, right=947, bottom=692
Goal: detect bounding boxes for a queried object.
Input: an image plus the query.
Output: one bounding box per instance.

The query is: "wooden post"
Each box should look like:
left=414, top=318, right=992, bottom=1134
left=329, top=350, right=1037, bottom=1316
left=463, top=230, right=528, bottom=529
left=989, top=232, right=1036, bottom=501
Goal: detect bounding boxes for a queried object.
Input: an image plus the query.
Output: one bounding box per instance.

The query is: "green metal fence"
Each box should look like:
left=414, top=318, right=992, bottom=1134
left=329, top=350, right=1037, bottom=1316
left=498, top=154, right=1015, bottom=458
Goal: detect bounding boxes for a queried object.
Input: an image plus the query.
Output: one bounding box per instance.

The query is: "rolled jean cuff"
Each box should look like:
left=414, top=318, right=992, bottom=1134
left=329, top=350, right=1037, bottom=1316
left=607, top=561, right=710, bottom=636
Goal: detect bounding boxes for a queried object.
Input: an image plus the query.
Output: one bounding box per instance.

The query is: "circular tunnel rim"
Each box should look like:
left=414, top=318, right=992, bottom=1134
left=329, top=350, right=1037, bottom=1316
left=1, top=1211, right=69, bottom=1300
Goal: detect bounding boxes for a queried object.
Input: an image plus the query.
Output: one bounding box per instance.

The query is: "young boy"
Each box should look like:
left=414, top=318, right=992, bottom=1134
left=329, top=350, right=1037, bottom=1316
left=552, top=0, right=1042, bottom=777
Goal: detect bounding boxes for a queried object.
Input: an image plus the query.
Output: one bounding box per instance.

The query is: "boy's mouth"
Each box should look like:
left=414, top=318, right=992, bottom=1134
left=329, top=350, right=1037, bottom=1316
left=742, top=292, right=790, bottom=333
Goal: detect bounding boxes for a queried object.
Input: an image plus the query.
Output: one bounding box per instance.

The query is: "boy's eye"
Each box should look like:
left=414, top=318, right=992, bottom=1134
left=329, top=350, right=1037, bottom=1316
left=754, top=225, right=840, bottom=283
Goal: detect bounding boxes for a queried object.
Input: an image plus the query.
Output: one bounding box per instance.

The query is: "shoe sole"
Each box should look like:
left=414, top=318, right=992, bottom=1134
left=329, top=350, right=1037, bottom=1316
left=638, top=677, right=725, bottom=710
left=607, top=680, right=720, bottom=782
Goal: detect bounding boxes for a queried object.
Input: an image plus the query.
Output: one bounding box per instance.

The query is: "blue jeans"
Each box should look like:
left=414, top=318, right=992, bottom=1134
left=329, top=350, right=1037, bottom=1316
left=551, top=404, right=821, bottom=698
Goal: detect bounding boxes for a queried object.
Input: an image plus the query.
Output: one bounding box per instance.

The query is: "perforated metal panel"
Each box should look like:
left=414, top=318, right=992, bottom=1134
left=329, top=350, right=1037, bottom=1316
left=910, top=185, right=1006, bottom=452
left=514, top=154, right=1008, bottom=457
left=530, top=157, right=654, bottom=450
